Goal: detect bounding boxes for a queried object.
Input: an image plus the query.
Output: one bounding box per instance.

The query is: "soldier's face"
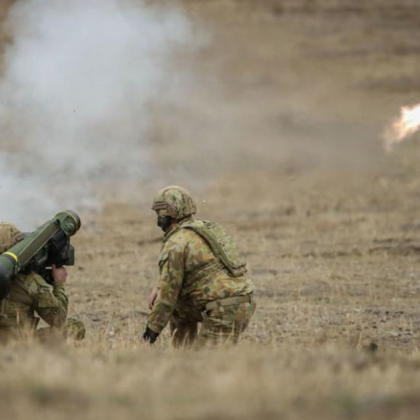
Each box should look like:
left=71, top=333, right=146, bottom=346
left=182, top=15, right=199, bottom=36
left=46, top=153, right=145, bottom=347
left=156, top=213, right=172, bottom=232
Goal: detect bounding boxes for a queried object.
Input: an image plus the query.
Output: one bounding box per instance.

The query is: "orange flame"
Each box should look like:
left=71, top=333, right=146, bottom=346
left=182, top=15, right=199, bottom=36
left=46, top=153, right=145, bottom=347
left=385, top=103, right=420, bottom=151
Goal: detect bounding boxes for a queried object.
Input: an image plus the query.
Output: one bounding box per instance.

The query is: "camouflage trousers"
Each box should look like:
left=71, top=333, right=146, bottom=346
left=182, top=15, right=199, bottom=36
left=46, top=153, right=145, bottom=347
left=0, top=317, right=86, bottom=343
left=36, top=317, right=86, bottom=342
left=170, top=295, right=256, bottom=348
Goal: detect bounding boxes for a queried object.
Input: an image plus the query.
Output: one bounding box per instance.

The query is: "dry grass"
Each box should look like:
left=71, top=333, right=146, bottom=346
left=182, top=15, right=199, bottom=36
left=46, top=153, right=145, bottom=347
left=4, top=343, right=420, bottom=420
left=2, top=0, right=420, bottom=419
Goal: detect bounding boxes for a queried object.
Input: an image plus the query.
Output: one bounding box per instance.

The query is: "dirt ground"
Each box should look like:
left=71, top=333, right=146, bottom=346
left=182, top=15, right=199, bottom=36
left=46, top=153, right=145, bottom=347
left=2, top=0, right=420, bottom=419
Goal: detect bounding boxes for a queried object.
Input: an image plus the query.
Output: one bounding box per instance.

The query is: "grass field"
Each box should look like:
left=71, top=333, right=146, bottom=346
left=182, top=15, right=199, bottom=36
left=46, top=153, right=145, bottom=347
left=2, top=0, right=420, bottom=419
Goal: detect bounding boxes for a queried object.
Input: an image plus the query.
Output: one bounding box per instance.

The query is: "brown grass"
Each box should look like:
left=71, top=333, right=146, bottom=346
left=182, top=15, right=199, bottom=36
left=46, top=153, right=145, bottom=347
left=4, top=343, right=420, bottom=420
left=2, top=0, right=420, bottom=419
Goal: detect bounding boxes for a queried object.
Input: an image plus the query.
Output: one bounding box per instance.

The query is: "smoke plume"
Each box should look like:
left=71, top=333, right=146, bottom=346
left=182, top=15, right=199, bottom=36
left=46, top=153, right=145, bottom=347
left=0, top=0, right=195, bottom=228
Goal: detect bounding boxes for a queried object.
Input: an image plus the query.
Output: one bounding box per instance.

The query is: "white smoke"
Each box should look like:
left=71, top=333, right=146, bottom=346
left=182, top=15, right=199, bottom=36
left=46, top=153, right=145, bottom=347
left=0, top=0, right=196, bottom=228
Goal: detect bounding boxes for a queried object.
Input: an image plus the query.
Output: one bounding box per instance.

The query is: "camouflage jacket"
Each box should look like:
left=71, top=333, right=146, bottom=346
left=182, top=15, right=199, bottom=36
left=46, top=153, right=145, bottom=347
left=0, top=271, right=68, bottom=337
left=147, top=218, right=254, bottom=334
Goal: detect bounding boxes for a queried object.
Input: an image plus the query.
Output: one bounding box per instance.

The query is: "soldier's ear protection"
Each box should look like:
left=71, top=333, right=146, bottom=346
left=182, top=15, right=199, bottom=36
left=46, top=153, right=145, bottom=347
left=157, top=215, right=172, bottom=231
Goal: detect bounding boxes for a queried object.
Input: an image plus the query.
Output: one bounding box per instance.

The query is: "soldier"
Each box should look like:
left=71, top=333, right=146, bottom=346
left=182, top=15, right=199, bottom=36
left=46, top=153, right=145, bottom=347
left=0, top=222, right=85, bottom=342
left=143, top=185, right=255, bottom=348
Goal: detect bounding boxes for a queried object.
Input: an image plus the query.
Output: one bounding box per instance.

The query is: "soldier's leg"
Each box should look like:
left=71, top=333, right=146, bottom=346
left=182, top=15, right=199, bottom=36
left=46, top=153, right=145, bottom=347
left=35, top=317, right=86, bottom=342
left=170, top=299, right=203, bottom=347
left=196, top=299, right=256, bottom=349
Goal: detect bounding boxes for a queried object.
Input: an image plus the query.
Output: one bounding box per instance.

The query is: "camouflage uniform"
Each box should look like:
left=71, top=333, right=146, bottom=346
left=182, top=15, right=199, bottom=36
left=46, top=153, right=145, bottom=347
left=0, top=223, right=85, bottom=342
left=147, top=186, right=255, bottom=347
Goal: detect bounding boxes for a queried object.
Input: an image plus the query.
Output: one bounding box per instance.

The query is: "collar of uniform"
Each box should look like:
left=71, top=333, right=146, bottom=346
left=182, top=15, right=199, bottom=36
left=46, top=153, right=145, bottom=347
left=163, top=217, right=194, bottom=241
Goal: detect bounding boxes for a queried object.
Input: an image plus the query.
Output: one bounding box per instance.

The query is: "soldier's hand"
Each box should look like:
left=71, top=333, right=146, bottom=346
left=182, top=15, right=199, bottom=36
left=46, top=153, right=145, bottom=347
left=143, top=326, right=159, bottom=344
left=148, top=286, right=160, bottom=310
left=52, top=264, right=67, bottom=283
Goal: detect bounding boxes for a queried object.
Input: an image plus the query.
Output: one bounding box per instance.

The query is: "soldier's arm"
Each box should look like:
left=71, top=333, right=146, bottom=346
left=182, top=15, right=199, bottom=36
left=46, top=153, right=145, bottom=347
left=147, top=242, right=185, bottom=334
left=32, top=276, right=68, bottom=328
left=148, top=285, right=160, bottom=310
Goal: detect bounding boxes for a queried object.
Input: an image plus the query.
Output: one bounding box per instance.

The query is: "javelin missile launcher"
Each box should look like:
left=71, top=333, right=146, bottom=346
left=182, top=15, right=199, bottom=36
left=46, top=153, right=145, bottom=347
left=0, top=210, right=81, bottom=299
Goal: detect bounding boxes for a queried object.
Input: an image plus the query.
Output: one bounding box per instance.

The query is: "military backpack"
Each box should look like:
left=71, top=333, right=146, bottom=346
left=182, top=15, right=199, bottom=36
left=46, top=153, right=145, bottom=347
left=181, top=219, right=247, bottom=277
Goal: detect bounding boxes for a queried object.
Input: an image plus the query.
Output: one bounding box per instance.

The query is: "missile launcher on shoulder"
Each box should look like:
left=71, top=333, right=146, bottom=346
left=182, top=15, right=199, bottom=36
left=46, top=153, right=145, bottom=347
left=0, top=210, right=81, bottom=299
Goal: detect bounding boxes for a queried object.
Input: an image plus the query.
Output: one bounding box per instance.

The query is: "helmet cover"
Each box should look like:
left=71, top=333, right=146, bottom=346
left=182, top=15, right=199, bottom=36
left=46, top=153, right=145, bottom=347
left=0, top=223, right=23, bottom=254
left=152, top=185, right=197, bottom=221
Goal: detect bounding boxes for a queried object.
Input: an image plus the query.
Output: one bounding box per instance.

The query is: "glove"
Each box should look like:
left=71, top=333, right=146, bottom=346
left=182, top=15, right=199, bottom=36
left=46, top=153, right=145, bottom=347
left=143, top=326, right=159, bottom=344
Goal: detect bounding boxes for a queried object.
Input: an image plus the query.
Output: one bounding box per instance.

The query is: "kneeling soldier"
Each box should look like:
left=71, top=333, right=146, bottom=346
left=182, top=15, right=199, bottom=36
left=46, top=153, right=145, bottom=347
left=144, top=186, right=255, bottom=348
left=0, top=223, right=85, bottom=342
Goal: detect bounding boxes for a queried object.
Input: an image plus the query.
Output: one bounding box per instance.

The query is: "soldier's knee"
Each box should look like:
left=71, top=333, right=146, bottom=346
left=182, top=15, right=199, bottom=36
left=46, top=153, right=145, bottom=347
left=66, top=317, right=86, bottom=341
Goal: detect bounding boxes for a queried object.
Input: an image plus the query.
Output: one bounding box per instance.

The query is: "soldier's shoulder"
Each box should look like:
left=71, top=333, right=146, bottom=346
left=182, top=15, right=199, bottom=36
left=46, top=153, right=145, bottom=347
left=15, top=272, right=50, bottom=294
left=161, top=229, right=203, bottom=260
left=165, top=228, right=195, bottom=246
left=181, top=219, right=228, bottom=245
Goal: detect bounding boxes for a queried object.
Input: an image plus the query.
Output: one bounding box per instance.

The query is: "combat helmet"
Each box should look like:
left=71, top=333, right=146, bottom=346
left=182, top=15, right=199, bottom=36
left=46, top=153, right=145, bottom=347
left=152, top=185, right=197, bottom=221
left=0, top=223, right=23, bottom=254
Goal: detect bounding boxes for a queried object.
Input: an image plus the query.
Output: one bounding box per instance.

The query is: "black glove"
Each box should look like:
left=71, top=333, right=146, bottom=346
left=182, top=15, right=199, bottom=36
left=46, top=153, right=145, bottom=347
left=143, top=326, right=159, bottom=344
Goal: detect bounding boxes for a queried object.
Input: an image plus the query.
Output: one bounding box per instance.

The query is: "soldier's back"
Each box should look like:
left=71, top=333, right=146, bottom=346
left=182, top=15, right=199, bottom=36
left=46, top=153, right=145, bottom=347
left=164, top=220, right=254, bottom=309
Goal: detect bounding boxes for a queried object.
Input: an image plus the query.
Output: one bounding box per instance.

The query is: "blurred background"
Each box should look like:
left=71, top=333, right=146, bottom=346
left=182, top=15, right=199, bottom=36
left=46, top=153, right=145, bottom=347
left=1, top=0, right=419, bottom=227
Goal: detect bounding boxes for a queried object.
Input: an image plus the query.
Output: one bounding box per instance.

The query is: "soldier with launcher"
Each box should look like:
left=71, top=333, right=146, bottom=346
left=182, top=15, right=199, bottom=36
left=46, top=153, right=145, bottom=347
left=0, top=222, right=85, bottom=342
